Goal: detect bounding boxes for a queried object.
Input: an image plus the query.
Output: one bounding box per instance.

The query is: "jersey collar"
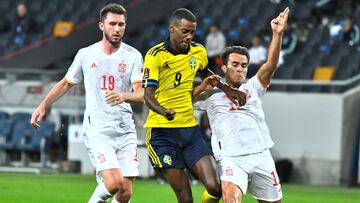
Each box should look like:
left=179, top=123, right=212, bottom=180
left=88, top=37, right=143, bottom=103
left=164, top=37, right=190, bottom=55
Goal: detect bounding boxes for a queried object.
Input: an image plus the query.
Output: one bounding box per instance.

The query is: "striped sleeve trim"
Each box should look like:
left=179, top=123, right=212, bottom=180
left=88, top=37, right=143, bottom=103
left=64, top=76, right=79, bottom=85
left=142, top=79, right=158, bottom=88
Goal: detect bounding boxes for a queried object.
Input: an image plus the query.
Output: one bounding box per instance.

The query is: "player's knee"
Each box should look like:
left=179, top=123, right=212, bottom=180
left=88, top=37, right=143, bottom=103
left=222, top=190, right=240, bottom=203
left=118, top=190, right=132, bottom=203
left=181, top=195, right=193, bottom=203
left=204, top=180, right=221, bottom=197
left=104, top=176, right=123, bottom=194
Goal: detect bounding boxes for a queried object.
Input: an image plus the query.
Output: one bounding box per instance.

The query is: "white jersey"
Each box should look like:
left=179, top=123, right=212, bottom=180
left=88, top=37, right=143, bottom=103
left=65, top=42, right=143, bottom=134
left=205, top=76, right=274, bottom=156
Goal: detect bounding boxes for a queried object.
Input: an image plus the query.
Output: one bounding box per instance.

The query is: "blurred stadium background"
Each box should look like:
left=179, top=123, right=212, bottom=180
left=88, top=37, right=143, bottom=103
left=0, top=0, right=360, bottom=202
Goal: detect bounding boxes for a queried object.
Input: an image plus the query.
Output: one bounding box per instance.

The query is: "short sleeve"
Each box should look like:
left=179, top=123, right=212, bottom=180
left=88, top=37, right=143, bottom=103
left=142, top=50, right=161, bottom=88
left=199, top=46, right=208, bottom=70
left=193, top=100, right=206, bottom=111
left=249, top=76, right=267, bottom=98
left=65, top=50, right=83, bottom=84
left=131, top=51, right=143, bottom=85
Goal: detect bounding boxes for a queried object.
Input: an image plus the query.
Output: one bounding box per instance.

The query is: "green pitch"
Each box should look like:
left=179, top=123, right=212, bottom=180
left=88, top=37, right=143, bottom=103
left=0, top=173, right=359, bottom=203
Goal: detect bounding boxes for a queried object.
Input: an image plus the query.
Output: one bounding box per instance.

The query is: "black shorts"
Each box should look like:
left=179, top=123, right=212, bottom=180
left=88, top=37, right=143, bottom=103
left=146, top=126, right=212, bottom=169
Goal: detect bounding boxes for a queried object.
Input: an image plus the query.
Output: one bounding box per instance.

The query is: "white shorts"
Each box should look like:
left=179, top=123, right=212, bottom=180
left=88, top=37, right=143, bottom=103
left=83, top=127, right=139, bottom=179
left=218, top=149, right=282, bottom=202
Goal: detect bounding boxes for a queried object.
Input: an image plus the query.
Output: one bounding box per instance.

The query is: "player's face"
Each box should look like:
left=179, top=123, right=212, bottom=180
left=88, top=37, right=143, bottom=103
left=169, top=19, right=196, bottom=51
left=99, top=12, right=126, bottom=47
left=223, top=53, right=248, bottom=86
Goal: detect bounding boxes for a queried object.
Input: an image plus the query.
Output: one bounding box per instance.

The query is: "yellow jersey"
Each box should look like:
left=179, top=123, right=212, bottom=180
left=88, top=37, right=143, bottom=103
left=142, top=40, right=208, bottom=128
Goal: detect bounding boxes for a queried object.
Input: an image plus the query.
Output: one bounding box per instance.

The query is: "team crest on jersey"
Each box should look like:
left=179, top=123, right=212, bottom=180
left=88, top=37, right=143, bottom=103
left=189, top=56, right=196, bottom=70
left=163, top=155, right=172, bottom=165
left=98, top=153, right=106, bottom=163
left=225, top=166, right=233, bottom=176
left=118, top=62, right=127, bottom=73
left=143, top=68, right=150, bottom=79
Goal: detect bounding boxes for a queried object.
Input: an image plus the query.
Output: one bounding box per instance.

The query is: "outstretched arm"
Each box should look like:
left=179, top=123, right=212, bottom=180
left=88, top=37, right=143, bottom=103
left=257, top=7, right=289, bottom=86
left=31, top=78, right=74, bottom=128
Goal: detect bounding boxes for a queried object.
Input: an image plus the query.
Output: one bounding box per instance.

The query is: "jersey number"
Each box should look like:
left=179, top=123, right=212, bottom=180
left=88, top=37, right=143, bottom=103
left=101, top=75, right=115, bottom=91
left=229, top=102, right=241, bottom=111
left=173, top=72, right=182, bottom=87
left=271, top=171, right=279, bottom=186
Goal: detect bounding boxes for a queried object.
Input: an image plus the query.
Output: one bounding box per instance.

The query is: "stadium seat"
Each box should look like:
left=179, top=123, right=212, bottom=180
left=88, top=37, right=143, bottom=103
left=293, top=66, right=316, bottom=80
left=330, top=42, right=351, bottom=57
left=320, top=54, right=342, bottom=69
left=292, top=1, right=313, bottom=21
left=273, top=65, right=296, bottom=79
left=0, top=118, right=12, bottom=146
left=10, top=112, right=31, bottom=122
left=19, top=120, right=54, bottom=166
left=0, top=111, right=9, bottom=120
left=313, top=66, right=336, bottom=81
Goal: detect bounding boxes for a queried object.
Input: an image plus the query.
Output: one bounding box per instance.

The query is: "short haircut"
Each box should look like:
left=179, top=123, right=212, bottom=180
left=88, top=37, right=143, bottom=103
left=221, top=46, right=250, bottom=66
left=99, top=3, right=127, bottom=22
left=169, top=8, right=196, bottom=25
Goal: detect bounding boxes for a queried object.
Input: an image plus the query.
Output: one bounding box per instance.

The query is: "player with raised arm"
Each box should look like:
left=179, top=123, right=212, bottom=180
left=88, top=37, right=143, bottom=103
left=142, top=8, right=246, bottom=203
left=194, top=7, right=290, bottom=203
left=30, top=4, right=143, bottom=203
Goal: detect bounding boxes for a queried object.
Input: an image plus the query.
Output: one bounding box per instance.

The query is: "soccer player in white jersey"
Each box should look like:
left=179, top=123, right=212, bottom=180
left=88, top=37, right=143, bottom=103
left=193, top=7, right=289, bottom=203
left=30, top=4, right=143, bottom=203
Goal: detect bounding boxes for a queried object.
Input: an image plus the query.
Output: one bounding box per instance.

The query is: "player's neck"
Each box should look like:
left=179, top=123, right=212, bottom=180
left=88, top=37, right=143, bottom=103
left=100, top=39, right=121, bottom=55
left=169, top=39, right=182, bottom=53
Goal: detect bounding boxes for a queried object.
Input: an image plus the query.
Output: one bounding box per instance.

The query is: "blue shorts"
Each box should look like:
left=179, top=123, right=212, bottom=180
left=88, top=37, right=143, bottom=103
left=146, top=126, right=212, bottom=169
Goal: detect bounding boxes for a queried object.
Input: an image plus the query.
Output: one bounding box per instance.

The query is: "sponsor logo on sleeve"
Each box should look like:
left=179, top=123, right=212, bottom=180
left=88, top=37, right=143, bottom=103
left=143, top=68, right=150, bottom=79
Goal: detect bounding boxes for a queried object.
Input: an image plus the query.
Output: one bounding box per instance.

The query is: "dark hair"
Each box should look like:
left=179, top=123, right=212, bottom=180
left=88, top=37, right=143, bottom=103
left=99, top=3, right=127, bottom=22
left=169, top=8, right=196, bottom=24
left=210, top=22, right=220, bottom=29
left=221, top=46, right=250, bottom=66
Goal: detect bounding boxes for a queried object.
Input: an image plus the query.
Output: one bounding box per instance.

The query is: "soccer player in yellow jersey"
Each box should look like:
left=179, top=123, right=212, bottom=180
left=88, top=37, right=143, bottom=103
left=142, top=8, right=246, bottom=203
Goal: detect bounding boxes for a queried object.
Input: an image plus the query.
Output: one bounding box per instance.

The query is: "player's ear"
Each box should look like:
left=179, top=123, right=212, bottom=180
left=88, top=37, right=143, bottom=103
left=221, top=65, right=227, bottom=74
left=99, top=21, right=104, bottom=31
left=169, top=25, right=174, bottom=34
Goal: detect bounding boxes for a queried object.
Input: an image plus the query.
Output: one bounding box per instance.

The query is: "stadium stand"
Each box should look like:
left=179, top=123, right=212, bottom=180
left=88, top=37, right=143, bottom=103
left=0, top=0, right=359, bottom=87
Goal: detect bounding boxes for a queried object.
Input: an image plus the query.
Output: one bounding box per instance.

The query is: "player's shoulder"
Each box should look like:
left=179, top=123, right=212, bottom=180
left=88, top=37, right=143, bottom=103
left=190, top=41, right=206, bottom=51
left=121, top=42, right=142, bottom=56
left=146, top=42, right=166, bottom=57
left=77, top=42, right=99, bottom=55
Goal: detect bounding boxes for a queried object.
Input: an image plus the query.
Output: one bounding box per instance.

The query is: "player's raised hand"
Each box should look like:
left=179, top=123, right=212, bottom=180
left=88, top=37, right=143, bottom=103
left=30, top=104, right=47, bottom=128
left=163, top=109, right=176, bottom=121
left=105, top=91, right=126, bottom=106
left=224, top=87, right=247, bottom=106
left=271, top=7, right=289, bottom=34
left=202, top=75, right=221, bottom=91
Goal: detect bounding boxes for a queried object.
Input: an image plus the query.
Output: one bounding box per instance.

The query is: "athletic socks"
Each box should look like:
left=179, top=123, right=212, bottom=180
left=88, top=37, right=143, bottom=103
left=111, top=197, right=131, bottom=203
left=88, top=183, right=112, bottom=203
left=111, top=198, right=120, bottom=203
left=201, top=190, right=221, bottom=203
left=111, top=198, right=131, bottom=203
